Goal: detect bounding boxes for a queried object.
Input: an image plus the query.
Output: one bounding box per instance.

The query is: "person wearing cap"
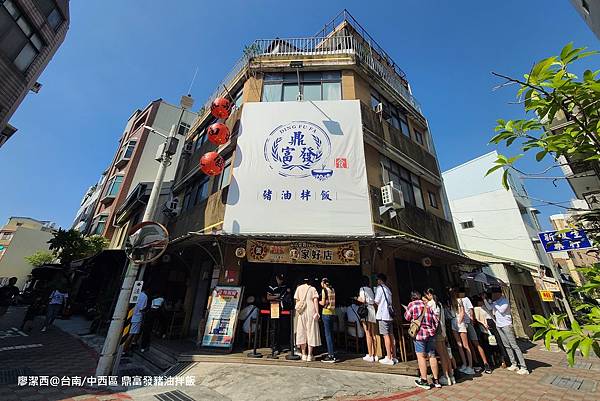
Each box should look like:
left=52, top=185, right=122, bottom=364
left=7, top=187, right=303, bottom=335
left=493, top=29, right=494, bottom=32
left=238, top=296, right=258, bottom=337
left=484, top=288, right=529, bottom=375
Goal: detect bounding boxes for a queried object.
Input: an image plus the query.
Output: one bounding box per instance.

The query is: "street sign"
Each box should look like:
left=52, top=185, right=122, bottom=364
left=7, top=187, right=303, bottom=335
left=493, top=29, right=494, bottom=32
left=129, top=280, right=143, bottom=304
left=538, top=229, right=593, bottom=253
left=539, top=290, right=555, bottom=302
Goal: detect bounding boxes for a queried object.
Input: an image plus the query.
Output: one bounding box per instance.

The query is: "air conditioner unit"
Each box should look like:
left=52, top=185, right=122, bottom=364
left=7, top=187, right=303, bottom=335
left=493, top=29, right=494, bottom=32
left=183, top=141, right=194, bottom=154
left=375, top=103, right=383, bottom=114
left=381, top=182, right=405, bottom=210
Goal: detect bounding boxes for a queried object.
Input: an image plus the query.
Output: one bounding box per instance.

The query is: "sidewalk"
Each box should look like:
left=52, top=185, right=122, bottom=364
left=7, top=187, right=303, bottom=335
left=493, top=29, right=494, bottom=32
left=0, top=306, right=129, bottom=401
left=344, top=343, right=599, bottom=401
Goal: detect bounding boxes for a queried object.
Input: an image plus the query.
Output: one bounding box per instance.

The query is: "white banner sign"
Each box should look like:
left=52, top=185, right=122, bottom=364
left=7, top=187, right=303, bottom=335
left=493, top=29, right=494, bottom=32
left=224, top=100, right=373, bottom=236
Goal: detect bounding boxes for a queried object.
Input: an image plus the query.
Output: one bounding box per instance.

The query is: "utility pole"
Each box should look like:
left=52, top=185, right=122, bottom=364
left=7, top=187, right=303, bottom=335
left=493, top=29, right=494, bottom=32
left=96, top=96, right=192, bottom=376
left=548, top=262, right=576, bottom=325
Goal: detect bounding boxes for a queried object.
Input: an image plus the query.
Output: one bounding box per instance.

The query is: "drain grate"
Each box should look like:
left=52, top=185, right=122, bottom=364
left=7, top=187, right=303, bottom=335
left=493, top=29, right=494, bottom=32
left=541, top=374, right=597, bottom=392
left=163, top=362, right=194, bottom=377
left=0, top=367, right=35, bottom=385
left=563, top=361, right=593, bottom=370
left=154, top=390, right=196, bottom=401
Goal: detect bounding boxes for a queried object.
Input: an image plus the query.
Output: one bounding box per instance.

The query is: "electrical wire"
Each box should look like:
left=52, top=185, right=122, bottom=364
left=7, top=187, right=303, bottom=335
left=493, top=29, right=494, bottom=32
left=450, top=201, right=572, bottom=213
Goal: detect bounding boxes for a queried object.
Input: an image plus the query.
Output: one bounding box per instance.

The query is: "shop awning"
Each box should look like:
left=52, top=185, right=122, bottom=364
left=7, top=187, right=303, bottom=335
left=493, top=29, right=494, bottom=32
left=167, top=232, right=482, bottom=266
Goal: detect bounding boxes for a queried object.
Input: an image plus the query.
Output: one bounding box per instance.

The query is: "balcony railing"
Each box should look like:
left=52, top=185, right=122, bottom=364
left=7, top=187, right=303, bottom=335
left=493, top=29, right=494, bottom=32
left=200, top=35, right=422, bottom=118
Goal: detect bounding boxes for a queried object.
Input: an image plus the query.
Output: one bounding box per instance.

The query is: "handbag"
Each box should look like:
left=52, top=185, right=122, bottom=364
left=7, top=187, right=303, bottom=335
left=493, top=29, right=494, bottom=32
left=356, top=287, right=369, bottom=320
left=408, top=305, right=425, bottom=339
left=295, top=285, right=309, bottom=314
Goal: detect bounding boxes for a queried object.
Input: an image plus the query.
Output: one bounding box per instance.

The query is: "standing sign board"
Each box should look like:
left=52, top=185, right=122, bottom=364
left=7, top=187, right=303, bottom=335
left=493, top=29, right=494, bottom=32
left=223, top=100, right=373, bottom=236
left=201, top=286, right=244, bottom=349
left=538, top=229, right=593, bottom=253
left=129, top=281, right=143, bottom=304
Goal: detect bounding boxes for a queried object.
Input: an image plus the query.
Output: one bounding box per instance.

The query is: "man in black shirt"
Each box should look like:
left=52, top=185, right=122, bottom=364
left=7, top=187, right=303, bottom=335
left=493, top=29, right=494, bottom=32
left=266, top=273, right=291, bottom=357
left=0, top=277, right=20, bottom=317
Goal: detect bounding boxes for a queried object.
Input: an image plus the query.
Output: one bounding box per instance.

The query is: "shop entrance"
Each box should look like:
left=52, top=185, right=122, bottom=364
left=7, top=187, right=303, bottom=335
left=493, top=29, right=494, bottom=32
left=241, top=262, right=363, bottom=306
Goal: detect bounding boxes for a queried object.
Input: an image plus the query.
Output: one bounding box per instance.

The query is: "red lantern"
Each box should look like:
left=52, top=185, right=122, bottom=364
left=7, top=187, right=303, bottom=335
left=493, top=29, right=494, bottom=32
left=206, top=122, right=230, bottom=145
left=210, top=97, right=231, bottom=119
left=200, top=151, right=225, bottom=176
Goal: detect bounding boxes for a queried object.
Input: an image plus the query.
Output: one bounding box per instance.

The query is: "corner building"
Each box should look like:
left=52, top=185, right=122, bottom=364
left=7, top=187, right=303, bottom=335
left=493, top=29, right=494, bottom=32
left=150, top=11, right=477, bottom=351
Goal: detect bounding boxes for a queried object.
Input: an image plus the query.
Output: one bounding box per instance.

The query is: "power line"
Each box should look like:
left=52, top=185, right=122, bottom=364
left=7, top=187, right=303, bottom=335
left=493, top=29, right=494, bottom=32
left=451, top=201, right=572, bottom=213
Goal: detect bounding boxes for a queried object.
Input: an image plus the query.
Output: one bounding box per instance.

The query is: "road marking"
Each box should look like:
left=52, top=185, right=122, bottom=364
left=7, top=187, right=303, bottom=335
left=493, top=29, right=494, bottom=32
left=0, top=343, right=43, bottom=352
left=0, top=327, right=28, bottom=339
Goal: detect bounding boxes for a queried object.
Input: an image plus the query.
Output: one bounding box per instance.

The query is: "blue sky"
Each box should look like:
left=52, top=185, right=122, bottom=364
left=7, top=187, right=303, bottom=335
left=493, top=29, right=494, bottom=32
left=0, top=0, right=598, bottom=229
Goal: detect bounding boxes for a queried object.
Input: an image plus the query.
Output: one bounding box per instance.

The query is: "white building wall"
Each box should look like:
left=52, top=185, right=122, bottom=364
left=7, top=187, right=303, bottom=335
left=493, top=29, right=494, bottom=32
left=128, top=102, right=197, bottom=197
left=0, top=228, right=53, bottom=288
left=443, top=151, right=550, bottom=266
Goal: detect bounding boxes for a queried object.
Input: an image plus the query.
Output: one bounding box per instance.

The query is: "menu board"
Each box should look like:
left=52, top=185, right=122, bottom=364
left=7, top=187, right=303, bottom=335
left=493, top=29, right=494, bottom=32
left=201, top=286, right=244, bottom=349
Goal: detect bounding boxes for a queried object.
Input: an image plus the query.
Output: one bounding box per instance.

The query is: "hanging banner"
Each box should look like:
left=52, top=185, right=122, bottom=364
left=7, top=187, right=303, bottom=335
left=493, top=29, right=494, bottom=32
left=201, top=286, right=244, bottom=349
left=246, top=240, right=360, bottom=265
left=223, top=100, right=373, bottom=236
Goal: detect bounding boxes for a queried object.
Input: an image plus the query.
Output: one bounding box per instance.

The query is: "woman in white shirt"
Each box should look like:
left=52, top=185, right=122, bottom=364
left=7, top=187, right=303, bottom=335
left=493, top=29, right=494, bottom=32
left=356, top=276, right=378, bottom=362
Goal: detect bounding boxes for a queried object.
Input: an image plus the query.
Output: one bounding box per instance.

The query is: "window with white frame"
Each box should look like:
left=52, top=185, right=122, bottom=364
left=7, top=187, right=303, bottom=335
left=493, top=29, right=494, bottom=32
left=121, top=140, right=136, bottom=160
left=1, top=231, right=13, bottom=240
left=178, top=122, right=191, bottom=136
left=0, top=0, right=45, bottom=72
left=262, top=71, right=341, bottom=102
left=93, top=215, right=107, bottom=235
left=105, top=175, right=123, bottom=198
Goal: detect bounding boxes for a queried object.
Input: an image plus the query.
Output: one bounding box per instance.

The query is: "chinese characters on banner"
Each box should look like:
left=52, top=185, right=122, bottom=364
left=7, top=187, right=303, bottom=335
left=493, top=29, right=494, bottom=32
left=246, top=240, right=360, bottom=266
left=201, top=286, right=243, bottom=349
left=538, top=229, right=593, bottom=253
left=223, top=100, right=373, bottom=236
left=539, top=290, right=555, bottom=302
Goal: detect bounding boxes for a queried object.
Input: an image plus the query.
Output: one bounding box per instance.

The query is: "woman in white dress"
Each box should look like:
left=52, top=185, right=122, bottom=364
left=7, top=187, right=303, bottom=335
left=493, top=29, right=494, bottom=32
left=357, top=275, right=378, bottom=362
left=294, top=277, right=321, bottom=361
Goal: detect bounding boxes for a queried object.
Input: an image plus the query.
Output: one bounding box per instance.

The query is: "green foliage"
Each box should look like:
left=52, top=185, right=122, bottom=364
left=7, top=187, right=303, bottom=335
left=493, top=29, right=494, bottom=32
left=531, top=264, right=600, bottom=366
left=47, top=229, right=108, bottom=265
left=24, top=250, right=55, bottom=267
left=487, top=43, right=600, bottom=189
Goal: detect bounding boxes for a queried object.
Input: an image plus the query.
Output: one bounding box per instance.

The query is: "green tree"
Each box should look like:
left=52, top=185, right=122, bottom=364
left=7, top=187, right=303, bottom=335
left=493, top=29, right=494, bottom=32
left=47, top=229, right=108, bottom=265
left=24, top=250, right=55, bottom=267
left=488, top=43, right=600, bottom=365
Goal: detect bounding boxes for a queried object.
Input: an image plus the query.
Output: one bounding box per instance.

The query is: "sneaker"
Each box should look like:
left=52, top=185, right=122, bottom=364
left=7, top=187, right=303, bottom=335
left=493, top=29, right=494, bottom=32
left=374, top=355, right=380, bottom=362
left=474, top=366, right=483, bottom=373
left=307, top=355, right=314, bottom=362
left=301, top=354, right=307, bottom=361
left=462, top=367, right=475, bottom=375
left=362, top=355, right=375, bottom=362
left=432, top=379, right=442, bottom=389
left=392, top=358, right=399, bottom=364
left=41, top=327, right=47, bottom=332
left=517, top=368, right=529, bottom=375
left=439, top=376, right=449, bottom=386
left=450, top=375, right=456, bottom=385
left=140, top=348, right=147, bottom=353
left=506, top=365, right=519, bottom=372
left=414, top=378, right=432, bottom=390
left=322, top=355, right=337, bottom=363
left=484, top=364, right=492, bottom=374
left=379, top=357, right=394, bottom=365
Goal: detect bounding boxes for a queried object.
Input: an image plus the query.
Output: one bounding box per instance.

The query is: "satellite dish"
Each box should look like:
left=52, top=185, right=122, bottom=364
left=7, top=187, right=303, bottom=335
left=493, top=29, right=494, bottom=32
left=125, top=221, right=169, bottom=264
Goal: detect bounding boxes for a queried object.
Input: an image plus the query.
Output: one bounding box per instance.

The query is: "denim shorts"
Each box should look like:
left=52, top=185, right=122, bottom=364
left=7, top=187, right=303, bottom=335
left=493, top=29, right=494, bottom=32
left=414, top=337, right=436, bottom=357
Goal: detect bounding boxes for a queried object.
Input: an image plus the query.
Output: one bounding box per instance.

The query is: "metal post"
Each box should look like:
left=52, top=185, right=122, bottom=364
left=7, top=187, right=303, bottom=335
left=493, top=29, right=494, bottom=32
left=548, top=263, right=576, bottom=325
left=95, top=125, right=177, bottom=376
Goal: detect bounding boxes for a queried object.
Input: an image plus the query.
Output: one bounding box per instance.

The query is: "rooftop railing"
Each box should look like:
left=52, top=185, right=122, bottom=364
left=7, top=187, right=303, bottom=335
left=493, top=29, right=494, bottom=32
left=199, top=35, right=421, bottom=118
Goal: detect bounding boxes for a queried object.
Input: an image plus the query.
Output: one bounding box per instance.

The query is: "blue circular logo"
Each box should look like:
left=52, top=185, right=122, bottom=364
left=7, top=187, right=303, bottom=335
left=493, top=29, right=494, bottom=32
left=264, top=121, right=332, bottom=178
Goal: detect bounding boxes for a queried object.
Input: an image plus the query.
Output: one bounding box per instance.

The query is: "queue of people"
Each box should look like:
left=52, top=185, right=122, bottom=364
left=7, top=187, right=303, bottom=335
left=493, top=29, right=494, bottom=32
left=236, top=272, right=530, bottom=390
